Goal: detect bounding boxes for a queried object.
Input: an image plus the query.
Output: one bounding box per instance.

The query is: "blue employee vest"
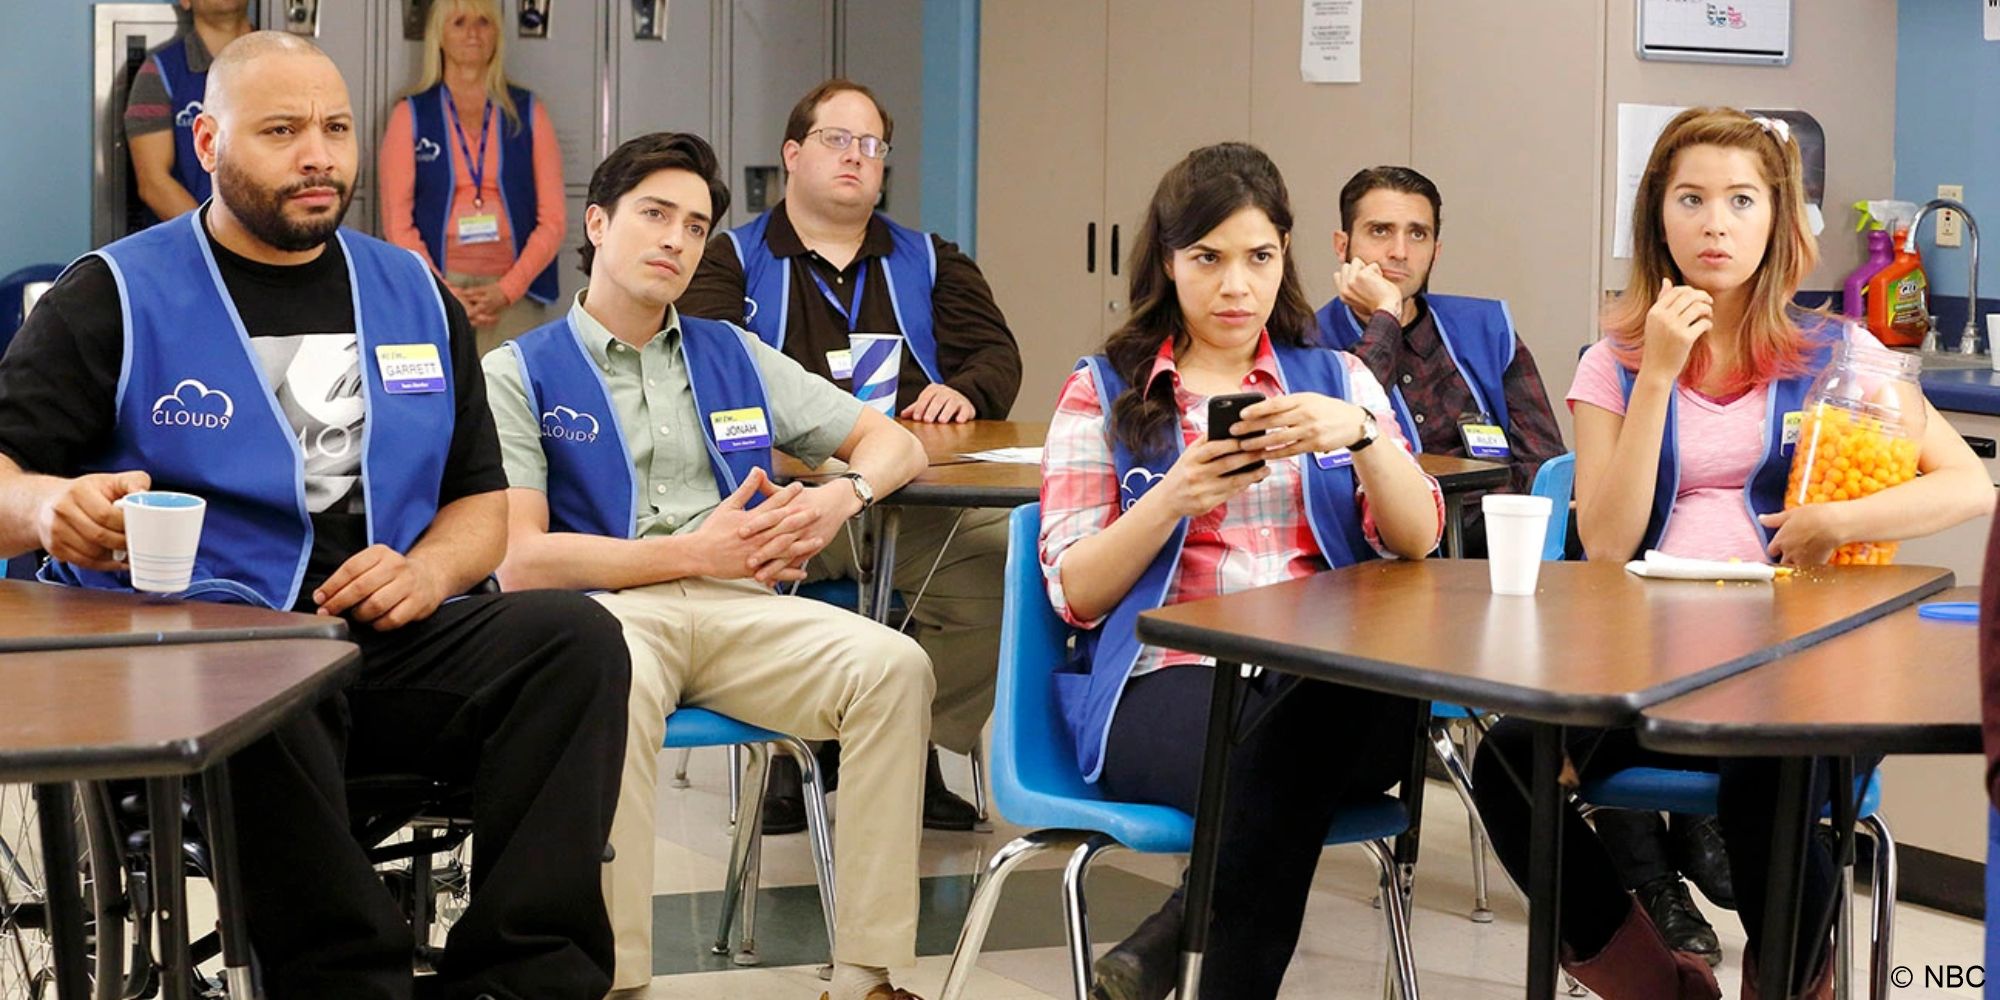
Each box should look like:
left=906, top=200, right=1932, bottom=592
left=1316, top=293, right=1517, bottom=451
left=44, top=213, right=454, bottom=609
left=151, top=36, right=212, bottom=204
left=1057, top=344, right=1376, bottom=782
left=506, top=313, right=776, bottom=538
left=721, top=209, right=944, bottom=383
left=1609, top=319, right=1843, bottom=560
left=408, top=84, right=558, bottom=304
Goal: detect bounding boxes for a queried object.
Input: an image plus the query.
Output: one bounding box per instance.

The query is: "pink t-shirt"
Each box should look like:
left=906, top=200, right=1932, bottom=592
left=1567, top=325, right=1893, bottom=563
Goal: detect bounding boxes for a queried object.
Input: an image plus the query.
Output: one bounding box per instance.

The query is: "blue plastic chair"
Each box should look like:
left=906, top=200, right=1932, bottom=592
left=0, top=263, right=62, bottom=358
left=1427, top=452, right=1578, bottom=922
left=937, top=504, right=1419, bottom=1000
left=659, top=707, right=837, bottom=966
left=1986, top=806, right=1999, bottom=987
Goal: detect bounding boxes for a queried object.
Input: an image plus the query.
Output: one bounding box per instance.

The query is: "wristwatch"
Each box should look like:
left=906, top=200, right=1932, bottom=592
left=1349, top=412, right=1380, bottom=453
left=837, top=471, right=876, bottom=512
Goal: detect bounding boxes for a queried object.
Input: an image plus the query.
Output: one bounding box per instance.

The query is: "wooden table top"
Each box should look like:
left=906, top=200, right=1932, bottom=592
left=1136, top=560, right=1953, bottom=727
left=0, top=638, right=361, bottom=783
left=902, top=419, right=1047, bottom=466
left=1638, top=586, right=1982, bottom=756
left=0, top=579, right=348, bottom=653
left=1417, top=453, right=1509, bottom=494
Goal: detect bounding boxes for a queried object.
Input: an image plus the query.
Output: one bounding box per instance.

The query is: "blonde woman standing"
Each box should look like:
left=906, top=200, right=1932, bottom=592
left=381, top=0, right=565, bottom=353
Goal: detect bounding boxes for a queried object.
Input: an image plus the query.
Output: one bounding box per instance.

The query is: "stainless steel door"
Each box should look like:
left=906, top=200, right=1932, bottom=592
left=92, top=3, right=183, bottom=247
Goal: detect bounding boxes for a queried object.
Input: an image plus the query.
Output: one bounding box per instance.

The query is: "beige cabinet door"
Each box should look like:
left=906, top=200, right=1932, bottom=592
left=978, top=1, right=1110, bottom=417
left=1101, top=0, right=1255, bottom=334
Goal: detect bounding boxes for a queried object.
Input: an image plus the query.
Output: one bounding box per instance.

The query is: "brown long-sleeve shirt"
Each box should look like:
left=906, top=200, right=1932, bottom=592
left=680, top=201, right=1022, bottom=418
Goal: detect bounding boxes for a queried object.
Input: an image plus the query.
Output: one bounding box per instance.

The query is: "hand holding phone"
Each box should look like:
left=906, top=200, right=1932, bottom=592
left=1207, top=392, right=1267, bottom=476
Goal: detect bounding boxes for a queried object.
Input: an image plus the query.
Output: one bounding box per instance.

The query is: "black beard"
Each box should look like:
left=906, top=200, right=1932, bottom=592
left=215, top=161, right=351, bottom=253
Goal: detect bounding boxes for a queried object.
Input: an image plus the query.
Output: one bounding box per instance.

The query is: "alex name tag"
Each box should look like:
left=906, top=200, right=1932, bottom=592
left=709, top=407, right=773, bottom=452
left=1459, top=422, right=1511, bottom=460
left=1781, top=410, right=1804, bottom=449
left=456, top=213, right=502, bottom=245
left=375, top=344, right=446, bottom=394
left=827, top=349, right=854, bottom=381
left=1314, top=449, right=1354, bottom=469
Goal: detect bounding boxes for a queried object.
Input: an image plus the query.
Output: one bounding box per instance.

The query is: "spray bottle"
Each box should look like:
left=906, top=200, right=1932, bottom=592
left=1862, top=201, right=1929, bottom=348
left=1842, top=201, right=1899, bottom=318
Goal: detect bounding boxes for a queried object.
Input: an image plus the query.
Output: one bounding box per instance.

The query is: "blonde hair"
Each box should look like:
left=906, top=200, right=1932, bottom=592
left=1603, top=106, right=1823, bottom=395
left=409, top=0, right=520, bottom=131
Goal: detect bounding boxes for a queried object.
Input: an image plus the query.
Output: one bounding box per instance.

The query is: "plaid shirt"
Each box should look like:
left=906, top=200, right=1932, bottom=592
left=1039, top=333, right=1443, bottom=676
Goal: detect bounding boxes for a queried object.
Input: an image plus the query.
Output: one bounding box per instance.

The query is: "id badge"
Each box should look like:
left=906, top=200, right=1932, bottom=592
left=1314, top=449, right=1354, bottom=470
left=826, top=349, right=854, bottom=381
left=1458, top=422, right=1511, bottom=461
left=709, top=406, right=773, bottom=452
left=375, top=344, right=446, bottom=394
left=1780, top=410, right=1804, bottom=453
left=456, top=213, right=502, bottom=245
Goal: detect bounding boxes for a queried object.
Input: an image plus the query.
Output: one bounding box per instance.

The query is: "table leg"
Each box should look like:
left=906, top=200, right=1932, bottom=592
left=1177, top=660, right=1247, bottom=1000
left=1759, top=757, right=1816, bottom=1000
left=199, top=764, right=257, bottom=999
left=148, top=777, right=191, bottom=1000
left=870, top=507, right=903, bottom=625
left=1442, top=496, right=1466, bottom=558
left=1393, top=702, right=1433, bottom=895
left=1525, top=723, right=1565, bottom=1000
left=32, top=783, right=91, bottom=1000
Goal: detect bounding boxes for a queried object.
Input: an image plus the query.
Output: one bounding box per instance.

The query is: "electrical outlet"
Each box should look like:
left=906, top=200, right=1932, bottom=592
left=1938, top=184, right=1964, bottom=248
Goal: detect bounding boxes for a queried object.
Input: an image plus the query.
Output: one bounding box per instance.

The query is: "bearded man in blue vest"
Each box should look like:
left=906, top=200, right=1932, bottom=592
left=1315, top=166, right=1567, bottom=557
left=123, top=0, right=254, bottom=223
left=680, top=78, right=1014, bottom=836
left=0, top=33, right=630, bottom=1000
left=483, top=131, right=937, bottom=1000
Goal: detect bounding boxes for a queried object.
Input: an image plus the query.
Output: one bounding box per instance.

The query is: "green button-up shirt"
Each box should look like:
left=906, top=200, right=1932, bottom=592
left=482, top=295, right=864, bottom=536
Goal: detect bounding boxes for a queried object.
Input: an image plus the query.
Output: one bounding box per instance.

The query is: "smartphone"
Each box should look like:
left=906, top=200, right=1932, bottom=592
left=1206, top=392, right=1266, bottom=476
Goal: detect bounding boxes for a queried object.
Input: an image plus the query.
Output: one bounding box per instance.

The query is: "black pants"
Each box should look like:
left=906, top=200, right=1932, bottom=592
left=1099, top=667, right=1421, bottom=1000
left=1594, top=809, right=1707, bottom=891
left=216, top=591, right=630, bottom=1000
left=1470, top=721, right=1857, bottom=993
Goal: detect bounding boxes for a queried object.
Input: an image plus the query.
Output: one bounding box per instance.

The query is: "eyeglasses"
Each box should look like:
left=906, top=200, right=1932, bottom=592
left=805, top=127, right=890, bottom=160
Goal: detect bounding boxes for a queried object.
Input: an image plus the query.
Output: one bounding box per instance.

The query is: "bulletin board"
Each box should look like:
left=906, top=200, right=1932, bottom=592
left=1637, top=0, right=1792, bottom=66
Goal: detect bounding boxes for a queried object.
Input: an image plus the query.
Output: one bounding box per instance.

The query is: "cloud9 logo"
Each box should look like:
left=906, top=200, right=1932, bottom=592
left=1119, top=467, right=1163, bottom=511
left=541, top=406, right=601, bottom=443
left=414, top=137, right=443, bottom=163
left=174, top=101, right=204, bottom=128
left=152, top=379, right=234, bottom=430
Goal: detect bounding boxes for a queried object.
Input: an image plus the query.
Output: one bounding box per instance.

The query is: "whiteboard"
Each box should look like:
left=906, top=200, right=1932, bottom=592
left=1637, top=0, right=1792, bottom=66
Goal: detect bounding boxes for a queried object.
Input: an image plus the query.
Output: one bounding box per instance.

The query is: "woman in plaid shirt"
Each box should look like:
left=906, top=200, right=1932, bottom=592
left=1037, top=143, right=1443, bottom=1000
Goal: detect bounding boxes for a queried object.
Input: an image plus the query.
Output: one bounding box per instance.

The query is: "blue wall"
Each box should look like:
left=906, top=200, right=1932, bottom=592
left=1894, top=0, right=2000, bottom=299
left=918, top=0, right=978, bottom=252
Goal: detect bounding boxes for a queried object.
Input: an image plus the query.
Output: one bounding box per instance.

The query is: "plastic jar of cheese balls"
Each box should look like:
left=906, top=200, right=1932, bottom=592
left=1783, top=340, right=1925, bottom=566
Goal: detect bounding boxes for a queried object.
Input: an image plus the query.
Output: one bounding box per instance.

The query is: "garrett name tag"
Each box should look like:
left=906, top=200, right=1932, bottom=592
left=375, top=344, right=446, bottom=394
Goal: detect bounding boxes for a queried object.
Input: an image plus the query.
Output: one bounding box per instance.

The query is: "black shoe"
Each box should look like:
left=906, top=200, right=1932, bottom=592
left=1634, top=876, right=1721, bottom=968
left=1670, top=813, right=1736, bottom=910
left=1091, top=890, right=1182, bottom=1000
left=923, top=747, right=980, bottom=831
left=816, top=738, right=841, bottom=794
left=760, top=753, right=808, bottom=835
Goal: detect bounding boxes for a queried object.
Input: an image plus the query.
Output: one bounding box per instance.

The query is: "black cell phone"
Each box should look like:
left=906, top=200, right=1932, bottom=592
left=1206, top=392, right=1266, bottom=476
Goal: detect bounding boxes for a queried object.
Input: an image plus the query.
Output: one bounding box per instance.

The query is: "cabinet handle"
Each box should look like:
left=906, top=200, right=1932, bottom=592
left=1966, top=435, right=1997, bottom=459
left=1110, top=224, right=1121, bottom=276
left=1087, top=223, right=1097, bottom=274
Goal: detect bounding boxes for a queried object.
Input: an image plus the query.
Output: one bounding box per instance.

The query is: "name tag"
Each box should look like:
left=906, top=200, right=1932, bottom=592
left=375, top=344, right=446, bottom=394
left=1314, top=449, right=1354, bottom=469
left=1781, top=410, right=1804, bottom=450
left=456, top=213, right=502, bottom=245
left=709, top=406, right=773, bottom=452
left=1459, top=422, right=1511, bottom=460
left=826, top=349, right=854, bottom=381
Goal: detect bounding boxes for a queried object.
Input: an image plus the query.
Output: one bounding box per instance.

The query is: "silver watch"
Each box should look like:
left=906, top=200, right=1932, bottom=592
left=837, top=471, right=875, bottom=512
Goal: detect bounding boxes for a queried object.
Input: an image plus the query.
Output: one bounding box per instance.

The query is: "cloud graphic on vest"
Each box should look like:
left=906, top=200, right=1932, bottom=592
left=1119, top=467, right=1162, bottom=509
left=174, top=101, right=204, bottom=128
left=415, top=137, right=443, bottom=163
left=152, top=379, right=234, bottom=429
left=541, top=406, right=600, bottom=442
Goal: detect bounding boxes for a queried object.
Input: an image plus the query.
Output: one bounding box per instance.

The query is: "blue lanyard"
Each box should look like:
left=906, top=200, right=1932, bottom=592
left=808, top=261, right=868, bottom=333
left=447, top=98, right=493, bottom=210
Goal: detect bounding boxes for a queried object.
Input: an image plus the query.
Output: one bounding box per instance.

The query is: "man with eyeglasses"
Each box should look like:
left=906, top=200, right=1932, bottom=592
left=682, top=78, right=1015, bottom=837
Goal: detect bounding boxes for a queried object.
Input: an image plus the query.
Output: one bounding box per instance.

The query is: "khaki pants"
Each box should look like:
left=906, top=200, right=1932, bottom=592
left=445, top=271, right=552, bottom=357
left=807, top=506, right=1007, bottom=754
left=592, top=576, right=933, bottom=987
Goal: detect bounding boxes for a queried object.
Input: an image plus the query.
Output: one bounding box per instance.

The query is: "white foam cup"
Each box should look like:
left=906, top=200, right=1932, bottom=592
left=1482, top=493, right=1552, bottom=596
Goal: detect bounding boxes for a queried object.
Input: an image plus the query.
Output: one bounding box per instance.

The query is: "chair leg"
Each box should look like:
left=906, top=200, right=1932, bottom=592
left=735, top=824, right=764, bottom=966
left=785, top=737, right=839, bottom=956
left=671, top=747, right=693, bottom=789
left=1429, top=719, right=1499, bottom=922
left=1460, top=720, right=1495, bottom=923
left=1364, top=839, right=1421, bottom=1000
left=969, top=744, right=991, bottom=825
left=1862, top=815, right=1897, bottom=1000
left=1835, top=861, right=1854, bottom=1000
left=727, top=745, right=744, bottom=826
left=939, top=830, right=1082, bottom=1000
left=1060, top=834, right=1120, bottom=1000
left=712, top=743, right=771, bottom=956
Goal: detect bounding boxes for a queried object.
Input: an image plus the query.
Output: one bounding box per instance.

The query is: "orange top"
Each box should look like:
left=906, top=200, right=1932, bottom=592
left=378, top=96, right=566, bottom=303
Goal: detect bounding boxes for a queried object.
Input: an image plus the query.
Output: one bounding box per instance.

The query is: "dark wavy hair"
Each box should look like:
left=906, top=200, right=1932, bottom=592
left=1103, top=142, right=1316, bottom=458
left=578, top=132, right=731, bottom=276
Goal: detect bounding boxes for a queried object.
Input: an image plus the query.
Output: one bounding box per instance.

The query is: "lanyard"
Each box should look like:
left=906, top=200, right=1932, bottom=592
left=448, top=98, right=494, bottom=210
left=808, top=261, right=868, bottom=333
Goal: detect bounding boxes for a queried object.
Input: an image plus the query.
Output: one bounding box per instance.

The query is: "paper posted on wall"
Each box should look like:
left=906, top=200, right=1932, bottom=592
left=1301, top=0, right=1361, bottom=84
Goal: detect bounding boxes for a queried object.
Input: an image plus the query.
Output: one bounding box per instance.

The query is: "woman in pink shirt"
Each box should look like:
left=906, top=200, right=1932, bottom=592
left=1472, top=108, right=1991, bottom=1000
left=1038, top=143, right=1442, bottom=1000
left=379, top=0, right=565, bottom=355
